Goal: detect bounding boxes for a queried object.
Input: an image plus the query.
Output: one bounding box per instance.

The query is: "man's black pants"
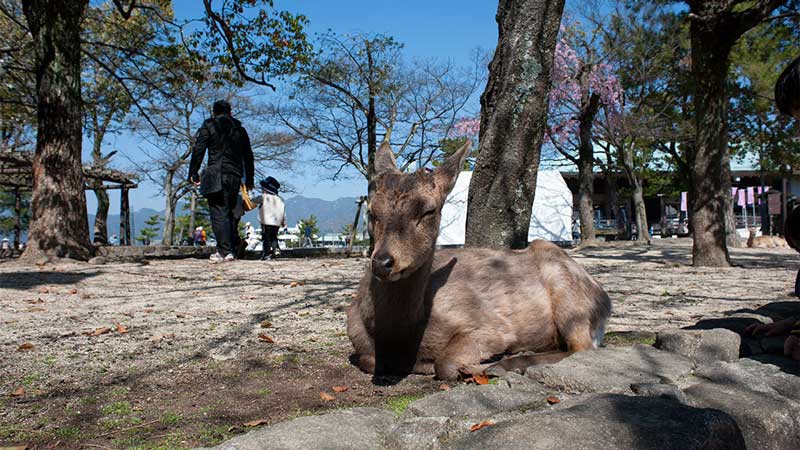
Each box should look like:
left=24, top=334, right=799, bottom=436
left=206, top=175, right=240, bottom=255
left=261, top=225, right=280, bottom=258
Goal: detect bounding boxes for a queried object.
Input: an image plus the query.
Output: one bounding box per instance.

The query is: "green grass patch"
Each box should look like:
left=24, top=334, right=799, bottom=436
left=21, top=371, right=42, bottom=386
left=52, top=425, right=82, bottom=440
left=604, top=331, right=656, bottom=347
left=385, top=394, right=424, bottom=416
left=161, top=411, right=182, bottom=426
left=196, top=425, right=233, bottom=447
left=102, top=400, right=133, bottom=416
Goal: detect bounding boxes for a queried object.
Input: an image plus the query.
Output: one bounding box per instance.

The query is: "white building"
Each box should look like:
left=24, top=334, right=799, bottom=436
left=438, top=170, right=574, bottom=246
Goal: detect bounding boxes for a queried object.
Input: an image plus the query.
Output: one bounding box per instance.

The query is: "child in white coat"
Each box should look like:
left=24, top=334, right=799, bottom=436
left=253, top=177, right=285, bottom=260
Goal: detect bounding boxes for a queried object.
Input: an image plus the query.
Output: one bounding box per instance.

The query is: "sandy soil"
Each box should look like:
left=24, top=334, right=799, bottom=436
left=1, top=238, right=798, bottom=449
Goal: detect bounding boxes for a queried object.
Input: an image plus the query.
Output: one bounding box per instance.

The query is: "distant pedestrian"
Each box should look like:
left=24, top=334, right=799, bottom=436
left=109, top=234, right=119, bottom=246
left=188, top=99, right=254, bottom=263
left=253, top=177, right=285, bottom=260
left=193, top=226, right=206, bottom=246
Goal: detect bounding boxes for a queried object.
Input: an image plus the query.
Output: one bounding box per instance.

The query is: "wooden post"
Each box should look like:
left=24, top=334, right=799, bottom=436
left=346, top=196, right=366, bottom=256
left=13, top=188, right=21, bottom=250
left=121, top=186, right=131, bottom=245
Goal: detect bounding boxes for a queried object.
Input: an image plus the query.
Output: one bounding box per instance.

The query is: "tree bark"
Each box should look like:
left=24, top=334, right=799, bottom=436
left=92, top=184, right=109, bottom=245
left=162, top=171, right=176, bottom=246
left=688, top=10, right=733, bottom=266
left=21, top=0, right=92, bottom=261
left=188, top=190, right=197, bottom=237
left=721, top=149, right=740, bottom=247
left=577, top=92, right=601, bottom=244
left=465, top=0, right=565, bottom=249
left=686, top=0, right=785, bottom=266
left=620, top=144, right=650, bottom=243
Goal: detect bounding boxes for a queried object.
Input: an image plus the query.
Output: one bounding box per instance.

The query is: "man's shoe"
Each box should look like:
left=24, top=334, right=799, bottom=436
left=224, top=253, right=235, bottom=262
left=209, top=252, right=224, bottom=263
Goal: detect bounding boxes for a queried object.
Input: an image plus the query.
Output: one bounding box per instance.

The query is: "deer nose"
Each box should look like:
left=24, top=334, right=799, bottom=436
left=371, top=253, right=394, bottom=278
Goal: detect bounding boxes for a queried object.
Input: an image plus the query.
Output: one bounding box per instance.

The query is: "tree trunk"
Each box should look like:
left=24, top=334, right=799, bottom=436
left=577, top=155, right=596, bottom=244
left=162, top=171, right=175, bottom=246
left=688, top=13, right=734, bottom=267
left=21, top=0, right=92, bottom=261
left=13, top=188, right=22, bottom=250
left=721, top=149, right=740, bottom=247
left=632, top=180, right=650, bottom=243
left=92, top=184, right=109, bottom=245
left=465, top=0, right=565, bottom=249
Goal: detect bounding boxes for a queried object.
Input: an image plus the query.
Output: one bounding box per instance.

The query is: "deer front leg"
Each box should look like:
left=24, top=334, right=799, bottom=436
left=434, top=334, right=482, bottom=381
left=346, top=302, right=375, bottom=374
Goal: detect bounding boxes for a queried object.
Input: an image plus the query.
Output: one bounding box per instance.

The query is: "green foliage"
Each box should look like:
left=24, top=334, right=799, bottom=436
left=298, top=215, right=319, bottom=242
left=0, top=190, right=30, bottom=238
left=137, top=214, right=162, bottom=244
left=193, top=0, right=312, bottom=88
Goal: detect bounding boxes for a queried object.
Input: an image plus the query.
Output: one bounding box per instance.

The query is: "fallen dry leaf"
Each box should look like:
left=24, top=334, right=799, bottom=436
left=68, top=289, right=78, bottom=295
left=439, top=384, right=452, bottom=391
left=469, top=420, right=494, bottom=432
left=331, top=386, right=349, bottom=393
left=143, top=308, right=154, bottom=313
left=123, top=312, right=134, bottom=318
left=84, top=327, right=111, bottom=337
left=546, top=396, right=561, bottom=405
left=176, top=314, right=187, bottom=318
left=258, top=333, right=274, bottom=343
left=17, top=343, right=34, bottom=352
left=259, top=320, right=272, bottom=328
left=37, top=287, right=49, bottom=294
left=473, top=373, right=489, bottom=385
left=10, top=386, right=25, bottom=397
left=150, top=333, right=175, bottom=342
left=289, top=281, right=299, bottom=288
left=116, top=323, right=128, bottom=334
left=243, top=419, right=269, bottom=427
left=319, top=392, right=335, bottom=402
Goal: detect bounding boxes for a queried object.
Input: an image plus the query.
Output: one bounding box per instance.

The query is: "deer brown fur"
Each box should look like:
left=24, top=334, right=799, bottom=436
left=346, top=141, right=612, bottom=380
left=747, top=227, right=788, bottom=249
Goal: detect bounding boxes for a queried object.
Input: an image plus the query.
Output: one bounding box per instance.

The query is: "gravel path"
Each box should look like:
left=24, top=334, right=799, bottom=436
left=1, top=239, right=798, bottom=448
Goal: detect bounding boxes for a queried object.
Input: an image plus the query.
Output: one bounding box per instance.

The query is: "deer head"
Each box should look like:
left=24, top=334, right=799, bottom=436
left=367, top=140, right=470, bottom=281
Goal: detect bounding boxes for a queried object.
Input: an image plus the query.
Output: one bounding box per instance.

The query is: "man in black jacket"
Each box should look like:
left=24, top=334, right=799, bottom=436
left=189, top=100, right=254, bottom=262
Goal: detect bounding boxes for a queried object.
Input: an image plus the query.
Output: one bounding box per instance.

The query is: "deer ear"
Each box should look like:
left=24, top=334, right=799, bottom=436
left=374, top=141, right=401, bottom=176
left=434, top=139, right=471, bottom=198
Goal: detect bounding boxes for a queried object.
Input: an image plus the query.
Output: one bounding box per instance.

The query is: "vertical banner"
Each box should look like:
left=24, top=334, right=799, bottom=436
left=738, top=189, right=746, bottom=207
left=756, top=186, right=762, bottom=204
left=680, top=192, right=687, bottom=212
left=746, top=187, right=755, bottom=205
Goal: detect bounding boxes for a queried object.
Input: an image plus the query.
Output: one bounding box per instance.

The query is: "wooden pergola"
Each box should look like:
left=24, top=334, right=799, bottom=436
left=0, top=149, right=138, bottom=247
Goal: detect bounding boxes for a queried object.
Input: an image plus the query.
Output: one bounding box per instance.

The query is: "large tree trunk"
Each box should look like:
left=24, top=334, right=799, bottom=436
left=21, top=0, right=92, bottom=261
left=688, top=12, right=733, bottom=267
left=92, top=184, right=109, bottom=245
left=465, top=0, right=565, bottom=249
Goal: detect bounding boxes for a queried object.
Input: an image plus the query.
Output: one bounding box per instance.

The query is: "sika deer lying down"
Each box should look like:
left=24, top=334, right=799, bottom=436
left=347, top=141, right=612, bottom=380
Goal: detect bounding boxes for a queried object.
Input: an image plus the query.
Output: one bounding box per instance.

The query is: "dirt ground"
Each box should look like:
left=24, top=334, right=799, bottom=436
left=1, top=239, right=798, bottom=449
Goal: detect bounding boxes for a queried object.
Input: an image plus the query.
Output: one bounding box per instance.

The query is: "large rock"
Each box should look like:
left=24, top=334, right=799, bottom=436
left=405, top=384, right=549, bottom=420
left=443, top=394, right=745, bottom=450
left=655, top=328, right=740, bottom=365
left=683, top=359, right=800, bottom=450
left=385, top=416, right=452, bottom=450
left=525, top=345, right=693, bottom=394
left=204, top=407, right=395, bottom=450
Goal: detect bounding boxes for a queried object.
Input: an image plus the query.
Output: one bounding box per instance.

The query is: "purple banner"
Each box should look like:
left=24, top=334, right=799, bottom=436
left=680, top=192, right=687, bottom=212
left=738, top=189, right=746, bottom=207
left=746, top=187, right=755, bottom=204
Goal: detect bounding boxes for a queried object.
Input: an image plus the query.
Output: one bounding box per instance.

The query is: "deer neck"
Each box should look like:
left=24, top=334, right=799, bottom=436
left=370, top=251, right=435, bottom=320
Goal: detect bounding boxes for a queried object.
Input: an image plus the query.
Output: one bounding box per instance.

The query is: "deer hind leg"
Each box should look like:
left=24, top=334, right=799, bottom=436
left=434, top=334, right=482, bottom=381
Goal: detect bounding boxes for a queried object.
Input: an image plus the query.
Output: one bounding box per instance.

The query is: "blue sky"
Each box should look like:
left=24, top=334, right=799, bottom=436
left=87, top=0, right=499, bottom=213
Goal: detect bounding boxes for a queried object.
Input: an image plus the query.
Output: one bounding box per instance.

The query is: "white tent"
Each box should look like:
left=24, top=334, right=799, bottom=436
left=438, top=170, right=574, bottom=246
